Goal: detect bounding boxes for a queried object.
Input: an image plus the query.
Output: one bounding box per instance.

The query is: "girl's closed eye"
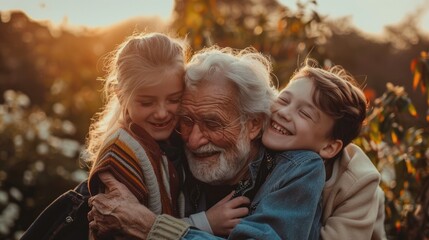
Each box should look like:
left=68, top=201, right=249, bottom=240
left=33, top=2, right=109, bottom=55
left=140, top=100, right=154, bottom=107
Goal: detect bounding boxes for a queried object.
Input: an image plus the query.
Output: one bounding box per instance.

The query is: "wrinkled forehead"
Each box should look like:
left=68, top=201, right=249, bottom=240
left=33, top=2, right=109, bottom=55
left=181, top=79, right=240, bottom=116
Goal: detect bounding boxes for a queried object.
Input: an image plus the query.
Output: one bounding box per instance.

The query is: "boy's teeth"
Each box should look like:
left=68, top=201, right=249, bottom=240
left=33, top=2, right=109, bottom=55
left=272, top=122, right=290, bottom=135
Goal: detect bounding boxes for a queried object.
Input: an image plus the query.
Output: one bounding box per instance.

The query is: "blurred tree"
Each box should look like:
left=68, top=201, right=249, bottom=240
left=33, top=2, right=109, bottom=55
left=320, top=17, right=429, bottom=128
left=171, top=0, right=327, bottom=86
left=0, top=12, right=45, bottom=104
left=411, top=51, right=429, bottom=121
left=0, top=90, right=86, bottom=239
left=0, top=11, right=170, bottom=239
left=353, top=79, right=429, bottom=238
left=0, top=11, right=104, bottom=142
left=1, top=1, right=428, bottom=239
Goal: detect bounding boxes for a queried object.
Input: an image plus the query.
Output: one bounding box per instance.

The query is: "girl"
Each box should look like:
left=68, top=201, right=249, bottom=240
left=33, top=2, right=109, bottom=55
left=84, top=32, right=188, bottom=238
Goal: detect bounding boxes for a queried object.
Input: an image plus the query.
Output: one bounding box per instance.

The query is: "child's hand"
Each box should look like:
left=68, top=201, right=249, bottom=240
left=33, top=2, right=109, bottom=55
left=206, top=191, right=250, bottom=236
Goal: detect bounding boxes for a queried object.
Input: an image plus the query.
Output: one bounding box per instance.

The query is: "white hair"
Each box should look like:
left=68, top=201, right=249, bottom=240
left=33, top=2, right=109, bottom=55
left=184, top=46, right=278, bottom=130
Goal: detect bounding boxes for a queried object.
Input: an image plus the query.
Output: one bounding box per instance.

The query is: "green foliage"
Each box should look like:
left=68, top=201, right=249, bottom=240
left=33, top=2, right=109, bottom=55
left=172, top=0, right=326, bottom=86
left=0, top=1, right=428, bottom=239
left=354, top=80, right=429, bottom=238
left=411, top=51, right=429, bottom=121
left=0, top=90, right=87, bottom=239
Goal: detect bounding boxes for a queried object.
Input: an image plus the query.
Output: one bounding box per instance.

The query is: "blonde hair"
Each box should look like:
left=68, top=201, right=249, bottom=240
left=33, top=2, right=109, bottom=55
left=291, top=59, right=367, bottom=147
left=83, top=32, right=189, bottom=166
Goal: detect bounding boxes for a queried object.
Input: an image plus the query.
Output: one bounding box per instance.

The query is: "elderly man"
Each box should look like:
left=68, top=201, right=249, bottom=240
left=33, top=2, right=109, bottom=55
left=88, top=46, right=326, bottom=239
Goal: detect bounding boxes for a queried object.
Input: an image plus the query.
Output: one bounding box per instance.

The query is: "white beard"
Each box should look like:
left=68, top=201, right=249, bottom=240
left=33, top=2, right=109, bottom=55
left=186, top=132, right=251, bottom=185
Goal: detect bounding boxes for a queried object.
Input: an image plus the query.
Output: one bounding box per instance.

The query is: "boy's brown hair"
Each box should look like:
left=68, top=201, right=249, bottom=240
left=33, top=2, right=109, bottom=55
left=290, top=59, right=367, bottom=149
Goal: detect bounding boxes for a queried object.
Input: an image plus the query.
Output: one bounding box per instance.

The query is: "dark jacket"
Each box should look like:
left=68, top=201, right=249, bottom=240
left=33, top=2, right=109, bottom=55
left=20, top=180, right=90, bottom=240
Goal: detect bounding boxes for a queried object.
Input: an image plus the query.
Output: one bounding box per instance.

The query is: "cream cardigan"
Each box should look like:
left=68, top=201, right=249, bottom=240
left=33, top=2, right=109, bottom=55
left=321, top=144, right=386, bottom=240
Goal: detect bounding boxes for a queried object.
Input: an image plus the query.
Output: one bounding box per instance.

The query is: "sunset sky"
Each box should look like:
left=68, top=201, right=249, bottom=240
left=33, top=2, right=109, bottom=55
left=1, top=0, right=428, bottom=35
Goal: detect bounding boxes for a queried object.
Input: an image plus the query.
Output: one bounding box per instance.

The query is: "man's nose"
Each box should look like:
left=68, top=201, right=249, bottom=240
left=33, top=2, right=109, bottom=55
left=186, top=124, right=209, bottom=150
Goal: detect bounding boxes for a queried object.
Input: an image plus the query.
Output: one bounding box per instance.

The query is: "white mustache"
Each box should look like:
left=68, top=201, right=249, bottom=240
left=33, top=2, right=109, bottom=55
left=190, top=143, right=225, bottom=154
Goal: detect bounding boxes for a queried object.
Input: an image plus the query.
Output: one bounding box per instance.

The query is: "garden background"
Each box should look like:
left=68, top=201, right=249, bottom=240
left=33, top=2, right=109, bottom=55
left=0, top=0, right=429, bottom=239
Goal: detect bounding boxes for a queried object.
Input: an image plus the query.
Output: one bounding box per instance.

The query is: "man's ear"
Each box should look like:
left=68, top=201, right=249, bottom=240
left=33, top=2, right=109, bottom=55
left=247, top=117, right=263, bottom=140
left=319, top=139, right=343, bottom=159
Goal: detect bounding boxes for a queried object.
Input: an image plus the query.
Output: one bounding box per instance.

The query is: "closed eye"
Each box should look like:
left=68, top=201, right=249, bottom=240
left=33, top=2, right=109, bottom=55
left=168, top=97, right=182, bottom=104
left=140, top=101, right=154, bottom=107
left=203, top=119, right=223, bottom=131
left=300, top=110, right=313, bottom=120
left=277, top=97, right=289, bottom=105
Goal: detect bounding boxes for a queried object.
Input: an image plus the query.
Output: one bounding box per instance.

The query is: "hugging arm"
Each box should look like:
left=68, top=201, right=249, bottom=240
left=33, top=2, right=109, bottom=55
left=88, top=172, right=157, bottom=239
left=150, top=153, right=325, bottom=240
left=229, top=155, right=325, bottom=240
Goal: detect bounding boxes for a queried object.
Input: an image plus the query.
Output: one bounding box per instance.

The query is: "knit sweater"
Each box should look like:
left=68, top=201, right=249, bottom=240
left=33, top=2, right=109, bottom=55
left=88, top=123, right=179, bottom=216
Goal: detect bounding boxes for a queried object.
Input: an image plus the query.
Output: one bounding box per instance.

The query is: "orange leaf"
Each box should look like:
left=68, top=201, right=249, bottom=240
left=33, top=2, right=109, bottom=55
left=413, top=70, right=421, bottom=90
left=408, top=103, right=418, bottom=117
left=395, top=220, right=401, bottom=231
left=422, top=79, right=427, bottom=94
left=391, top=131, right=398, bottom=144
left=406, top=159, right=415, bottom=174
left=410, top=59, right=417, bottom=72
left=277, top=19, right=287, bottom=32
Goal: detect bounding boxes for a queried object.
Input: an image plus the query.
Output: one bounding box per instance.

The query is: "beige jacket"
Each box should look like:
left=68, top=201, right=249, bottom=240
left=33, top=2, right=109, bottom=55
left=321, top=144, right=386, bottom=240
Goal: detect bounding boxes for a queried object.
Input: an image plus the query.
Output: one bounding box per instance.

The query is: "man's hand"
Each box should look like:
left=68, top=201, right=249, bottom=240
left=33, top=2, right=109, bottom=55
left=87, top=172, right=156, bottom=239
left=206, top=191, right=250, bottom=236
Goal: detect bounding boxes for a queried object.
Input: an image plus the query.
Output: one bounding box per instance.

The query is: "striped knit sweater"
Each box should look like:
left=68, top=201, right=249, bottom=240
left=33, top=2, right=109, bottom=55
left=88, top=123, right=179, bottom=217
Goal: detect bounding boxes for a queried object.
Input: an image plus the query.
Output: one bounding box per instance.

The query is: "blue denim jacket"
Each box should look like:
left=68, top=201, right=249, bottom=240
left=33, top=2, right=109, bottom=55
left=183, top=147, right=325, bottom=240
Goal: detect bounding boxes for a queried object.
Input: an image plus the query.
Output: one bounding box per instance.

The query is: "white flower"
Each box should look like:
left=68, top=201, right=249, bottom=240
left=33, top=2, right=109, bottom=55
left=36, top=119, right=51, bottom=140
left=51, top=79, right=65, bottom=95
left=17, top=93, right=30, bottom=107
left=23, top=170, right=35, bottom=186
left=62, top=120, right=76, bottom=135
left=71, top=170, right=88, bottom=182
left=380, top=163, right=396, bottom=187
left=1, top=112, right=12, bottom=125
left=0, top=191, right=8, bottom=205
left=60, top=139, right=81, bottom=158
left=53, top=103, right=66, bottom=115
left=9, top=188, right=22, bottom=202
left=34, top=161, right=45, bottom=172
left=0, top=203, right=20, bottom=234
left=36, top=143, right=49, bottom=155
left=0, top=222, right=9, bottom=235
left=3, top=90, right=16, bottom=104
left=13, top=135, right=23, bottom=148
left=25, top=129, right=36, bottom=141
left=29, top=111, right=47, bottom=125
left=2, top=203, right=20, bottom=222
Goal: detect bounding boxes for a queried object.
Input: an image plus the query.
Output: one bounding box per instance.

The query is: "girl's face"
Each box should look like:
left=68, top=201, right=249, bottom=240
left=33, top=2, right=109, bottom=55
left=126, top=69, right=184, bottom=141
left=262, top=77, right=335, bottom=153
